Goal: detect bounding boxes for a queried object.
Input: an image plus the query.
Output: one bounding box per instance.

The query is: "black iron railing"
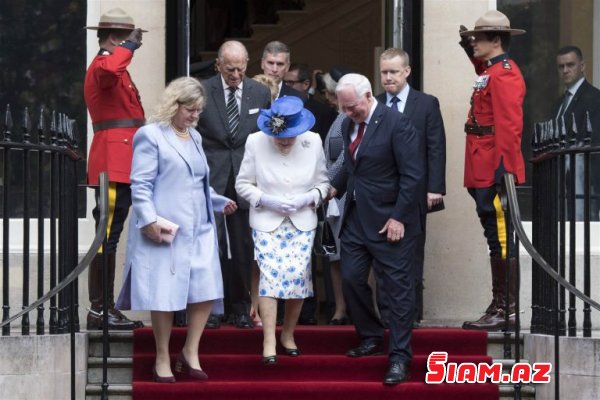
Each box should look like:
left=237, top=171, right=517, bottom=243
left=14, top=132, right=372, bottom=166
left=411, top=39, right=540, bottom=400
left=0, top=105, right=110, bottom=400
left=501, top=111, right=600, bottom=400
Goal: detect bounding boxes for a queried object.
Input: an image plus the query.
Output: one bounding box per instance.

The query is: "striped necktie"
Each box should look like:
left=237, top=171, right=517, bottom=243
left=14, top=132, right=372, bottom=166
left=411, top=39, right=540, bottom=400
left=226, top=86, right=239, bottom=138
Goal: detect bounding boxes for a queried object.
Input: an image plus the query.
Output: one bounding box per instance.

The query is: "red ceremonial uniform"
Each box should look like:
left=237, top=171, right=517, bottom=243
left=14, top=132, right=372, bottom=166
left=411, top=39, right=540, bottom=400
left=85, top=46, right=145, bottom=185
left=463, top=55, right=526, bottom=188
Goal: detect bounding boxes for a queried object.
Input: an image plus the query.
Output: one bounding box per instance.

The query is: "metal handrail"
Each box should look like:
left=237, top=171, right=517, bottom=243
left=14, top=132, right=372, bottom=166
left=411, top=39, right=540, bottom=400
left=0, top=172, right=109, bottom=328
left=504, top=173, right=600, bottom=311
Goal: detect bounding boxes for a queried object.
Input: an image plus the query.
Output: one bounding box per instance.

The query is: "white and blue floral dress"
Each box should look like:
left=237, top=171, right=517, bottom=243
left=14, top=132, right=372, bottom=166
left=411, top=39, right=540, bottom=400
left=253, top=218, right=315, bottom=299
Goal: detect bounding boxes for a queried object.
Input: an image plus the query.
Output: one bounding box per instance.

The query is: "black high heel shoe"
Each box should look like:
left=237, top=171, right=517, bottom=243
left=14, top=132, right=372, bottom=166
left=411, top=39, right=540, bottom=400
left=262, top=355, right=278, bottom=365
left=283, top=347, right=300, bottom=357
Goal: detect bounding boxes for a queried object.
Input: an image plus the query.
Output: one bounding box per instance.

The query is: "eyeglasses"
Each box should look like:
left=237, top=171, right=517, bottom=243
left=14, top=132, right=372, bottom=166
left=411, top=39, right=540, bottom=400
left=283, top=79, right=305, bottom=86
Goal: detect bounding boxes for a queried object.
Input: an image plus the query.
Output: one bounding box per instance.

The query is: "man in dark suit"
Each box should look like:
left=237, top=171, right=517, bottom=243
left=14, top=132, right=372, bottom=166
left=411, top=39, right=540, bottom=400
left=197, top=40, right=272, bottom=328
left=261, top=41, right=306, bottom=101
left=330, top=73, right=424, bottom=385
left=375, top=48, right=446, bottom=325
left=554, top=45, right=600, bottom=220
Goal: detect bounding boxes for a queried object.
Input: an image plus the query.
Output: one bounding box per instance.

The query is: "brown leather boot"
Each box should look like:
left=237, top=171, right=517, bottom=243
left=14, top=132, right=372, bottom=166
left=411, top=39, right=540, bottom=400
left=87, top=253, right=144, bottom=330
left=463, top=258, right=518, bottom=331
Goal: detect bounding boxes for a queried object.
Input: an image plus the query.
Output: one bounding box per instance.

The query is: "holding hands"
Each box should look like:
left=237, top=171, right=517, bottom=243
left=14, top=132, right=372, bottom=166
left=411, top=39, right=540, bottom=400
left=260, top=191, right=317, bottom=215
left=260, top=194, right=296, bottom=215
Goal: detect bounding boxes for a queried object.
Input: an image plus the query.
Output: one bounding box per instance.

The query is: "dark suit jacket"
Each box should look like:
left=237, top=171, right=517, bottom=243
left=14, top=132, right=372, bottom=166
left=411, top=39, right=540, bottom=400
left=279, top=83, right=307, bottom=101
left=305, top=95, right=338, bottom=143
left=331, top=102, right=425, bottom=241
left=197, top=75, right=271, bottom=202
left=552, top=79, right=600, bottom=144
left=553, top=79, right=600, bottom=209
left=376, top=89, right=446, bottom=204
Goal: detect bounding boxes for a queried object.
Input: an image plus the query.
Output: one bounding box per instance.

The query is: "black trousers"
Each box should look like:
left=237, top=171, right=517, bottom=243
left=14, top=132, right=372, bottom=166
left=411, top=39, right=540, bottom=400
left=340, top=206, right=416, bottom=363
left=216, top=173, right=253, bottom=316
left=468, top=186, right=514, bottom=259
left=92, top=182, right=131, bottom=254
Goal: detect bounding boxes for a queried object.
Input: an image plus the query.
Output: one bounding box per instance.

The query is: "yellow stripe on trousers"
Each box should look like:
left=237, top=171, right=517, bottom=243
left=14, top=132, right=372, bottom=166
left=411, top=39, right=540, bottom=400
left=98, top=182, right=117, bottom=254
left=493, top=194, right=507, bottom=260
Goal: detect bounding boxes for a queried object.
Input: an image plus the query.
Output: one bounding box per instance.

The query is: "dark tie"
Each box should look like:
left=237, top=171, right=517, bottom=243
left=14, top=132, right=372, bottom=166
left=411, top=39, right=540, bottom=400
left=226, top=86, right=239, bottom=138
left=390, top=96, right=400, bottom=112
left=557, top=90, right=572, bottom=120
left=348, top=122, right=366, bottom=161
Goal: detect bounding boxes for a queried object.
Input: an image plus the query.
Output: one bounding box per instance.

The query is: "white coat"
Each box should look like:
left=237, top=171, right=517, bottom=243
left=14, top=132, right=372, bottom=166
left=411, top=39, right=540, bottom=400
left=235, top=131, right=330, bottom=232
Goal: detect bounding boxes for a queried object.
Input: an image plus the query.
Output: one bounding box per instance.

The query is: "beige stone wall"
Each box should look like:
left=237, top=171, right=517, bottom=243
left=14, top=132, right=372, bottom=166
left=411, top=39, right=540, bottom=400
left=421, top=0, right=498, bottom=323
left=0, top=334, right=87, bottom=400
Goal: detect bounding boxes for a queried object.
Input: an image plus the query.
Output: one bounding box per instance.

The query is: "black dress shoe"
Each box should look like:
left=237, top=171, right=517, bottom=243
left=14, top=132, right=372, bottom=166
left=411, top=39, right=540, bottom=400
left=86, top=309, right=143, bottom=330
left=262, top=355, right=278, bottom=365
left=346, top=341, right=384, bottom=357
left=205, top=314, right=221, bottom=329
left=283, top=347, right=300, bottom=357
left=383, top=361, right=410, bottom=385
left=329, top=316, right=348, bottom=325
left=235, top=313, right=254, bottom=329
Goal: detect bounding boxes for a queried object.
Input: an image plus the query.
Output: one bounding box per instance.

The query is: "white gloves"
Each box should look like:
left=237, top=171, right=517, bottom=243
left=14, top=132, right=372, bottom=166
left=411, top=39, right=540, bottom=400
left=260, top=191, right=317, bottom=215
left=290, top=191, right=316, bottom=210
left=260, top=194, right=296, bottom=215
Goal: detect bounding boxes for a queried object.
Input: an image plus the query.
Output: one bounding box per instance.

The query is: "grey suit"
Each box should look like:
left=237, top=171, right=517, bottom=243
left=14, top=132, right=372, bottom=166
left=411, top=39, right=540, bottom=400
left=197, top=75, right=271, bottom=317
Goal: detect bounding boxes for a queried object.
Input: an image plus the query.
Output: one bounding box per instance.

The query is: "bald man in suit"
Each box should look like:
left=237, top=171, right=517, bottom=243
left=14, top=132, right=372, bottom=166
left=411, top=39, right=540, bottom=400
left=197, top=40, right=271, bottom=328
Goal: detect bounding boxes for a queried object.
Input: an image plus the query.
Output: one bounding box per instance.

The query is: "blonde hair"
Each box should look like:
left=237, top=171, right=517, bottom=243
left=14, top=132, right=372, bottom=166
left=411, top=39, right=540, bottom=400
left=149, top=77, right=205, bottom=125
left=252, top=74, right=278, bottom=101
left=380, top=47, right=410, bottom=66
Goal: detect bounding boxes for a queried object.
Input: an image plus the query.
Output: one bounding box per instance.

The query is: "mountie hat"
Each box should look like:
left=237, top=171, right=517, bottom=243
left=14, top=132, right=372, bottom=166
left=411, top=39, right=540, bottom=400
left=460, top=10, right=525, bottom=36
left=257, top=96, right=315, bottom=138
left=85, top=8, right=148, bottom=32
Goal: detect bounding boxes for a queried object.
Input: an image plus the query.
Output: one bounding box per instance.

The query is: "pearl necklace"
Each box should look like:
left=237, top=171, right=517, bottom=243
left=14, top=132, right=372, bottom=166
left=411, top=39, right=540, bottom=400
left=172, top=124, right=189, bottom=138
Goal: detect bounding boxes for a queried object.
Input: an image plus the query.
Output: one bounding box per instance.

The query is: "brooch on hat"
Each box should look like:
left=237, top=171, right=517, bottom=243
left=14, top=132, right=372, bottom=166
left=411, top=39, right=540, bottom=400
left=268, top=115, right=287, bottom=134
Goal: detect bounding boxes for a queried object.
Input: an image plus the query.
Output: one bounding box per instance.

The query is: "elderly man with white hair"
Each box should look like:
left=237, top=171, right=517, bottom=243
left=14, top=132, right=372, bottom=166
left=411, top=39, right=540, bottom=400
left=329, top=73, right=424, bottom=385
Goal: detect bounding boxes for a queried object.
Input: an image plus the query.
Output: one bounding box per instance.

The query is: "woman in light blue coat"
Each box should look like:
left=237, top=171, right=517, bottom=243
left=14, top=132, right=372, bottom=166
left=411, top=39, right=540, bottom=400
left=116, top=77, right=237, bottom=383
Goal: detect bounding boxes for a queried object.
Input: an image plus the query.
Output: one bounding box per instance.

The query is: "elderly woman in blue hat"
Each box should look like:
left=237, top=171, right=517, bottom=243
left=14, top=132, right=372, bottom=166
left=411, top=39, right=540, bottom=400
left=236, top=96, right=329, bottom=364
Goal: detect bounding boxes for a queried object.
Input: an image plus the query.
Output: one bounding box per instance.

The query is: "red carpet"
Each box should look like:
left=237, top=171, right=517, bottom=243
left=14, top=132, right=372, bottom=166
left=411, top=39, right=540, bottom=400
left=132, top=326, right=499, bottom=400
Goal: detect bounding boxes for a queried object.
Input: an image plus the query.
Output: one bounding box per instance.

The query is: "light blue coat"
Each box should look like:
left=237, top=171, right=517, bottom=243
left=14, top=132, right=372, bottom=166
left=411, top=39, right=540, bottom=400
left=116, top=123, right=228, bottom=312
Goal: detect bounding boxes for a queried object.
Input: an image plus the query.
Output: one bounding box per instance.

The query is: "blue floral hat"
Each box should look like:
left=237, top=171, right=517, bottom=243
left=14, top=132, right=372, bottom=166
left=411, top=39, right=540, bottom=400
left=257, top=96, right=315, bottom=138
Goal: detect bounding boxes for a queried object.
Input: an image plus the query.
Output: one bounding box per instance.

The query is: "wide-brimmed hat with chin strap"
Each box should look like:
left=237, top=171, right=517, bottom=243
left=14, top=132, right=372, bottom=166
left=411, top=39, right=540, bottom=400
left=460, top=10, right=525, bottom=36
left=84, top=7, right=148, bottom=32
left=257, top=96, right=315, bottom=138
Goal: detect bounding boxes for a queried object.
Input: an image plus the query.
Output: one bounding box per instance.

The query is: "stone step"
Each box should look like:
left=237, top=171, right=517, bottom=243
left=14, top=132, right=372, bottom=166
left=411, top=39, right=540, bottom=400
left=85, top=384, right=131, bottom=400
left=85, top=383, right=534, bottom=400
